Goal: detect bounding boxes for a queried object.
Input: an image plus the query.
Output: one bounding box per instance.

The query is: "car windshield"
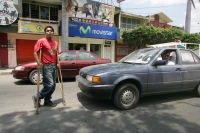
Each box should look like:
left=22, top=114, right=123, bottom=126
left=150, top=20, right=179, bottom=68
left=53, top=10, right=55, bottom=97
left=118, top=48, right=160, bottom=64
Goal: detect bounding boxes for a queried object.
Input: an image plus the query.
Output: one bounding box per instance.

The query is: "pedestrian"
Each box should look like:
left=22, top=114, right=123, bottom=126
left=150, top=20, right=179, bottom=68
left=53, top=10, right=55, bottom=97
left=32, top=25, right=59, bottom=108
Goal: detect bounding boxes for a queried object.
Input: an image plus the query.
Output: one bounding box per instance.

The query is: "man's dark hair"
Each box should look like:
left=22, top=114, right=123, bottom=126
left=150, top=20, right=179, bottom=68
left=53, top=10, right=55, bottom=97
left=44, top=26, right=54, bottom=32
left=164, top=51, right=170, bottom=55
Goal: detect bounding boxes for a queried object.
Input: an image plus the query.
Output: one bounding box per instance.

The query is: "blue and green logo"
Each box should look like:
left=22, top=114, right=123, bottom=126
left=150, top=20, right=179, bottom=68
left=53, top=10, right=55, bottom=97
left=79, top=26, right=91, bottom=34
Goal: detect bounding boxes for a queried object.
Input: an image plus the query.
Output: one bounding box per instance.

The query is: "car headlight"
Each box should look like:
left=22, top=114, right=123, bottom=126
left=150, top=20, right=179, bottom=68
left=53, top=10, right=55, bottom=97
left=15, top=66, right=25, bottom=71
left=86, top=75, right=101, bottom=83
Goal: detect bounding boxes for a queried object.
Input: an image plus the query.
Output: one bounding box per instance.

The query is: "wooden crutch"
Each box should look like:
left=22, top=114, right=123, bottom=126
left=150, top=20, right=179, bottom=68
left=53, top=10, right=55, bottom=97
left=36, top=47, right=42, bottom=114
left=57, top=52, right=66, bottom=106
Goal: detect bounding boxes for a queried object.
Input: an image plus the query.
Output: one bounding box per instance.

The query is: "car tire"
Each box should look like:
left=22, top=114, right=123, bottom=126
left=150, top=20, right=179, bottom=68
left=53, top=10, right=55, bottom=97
left=29, top=69, right=43, bottom=85
left=193, top=83, right=200, bottom=97
left=113, top=83, right=139, bottom=110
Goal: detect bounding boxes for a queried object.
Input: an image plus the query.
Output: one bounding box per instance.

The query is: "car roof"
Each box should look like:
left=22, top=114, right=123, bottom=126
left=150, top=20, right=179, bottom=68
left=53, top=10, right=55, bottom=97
left=140, top=47, right=180, bottom=51
left=60, top=50, right=92, bottom=54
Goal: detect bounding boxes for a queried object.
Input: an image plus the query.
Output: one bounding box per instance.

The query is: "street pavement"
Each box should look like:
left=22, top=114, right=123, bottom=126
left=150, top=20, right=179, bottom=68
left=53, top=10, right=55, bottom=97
left=1, top=72, right=200, bottom=133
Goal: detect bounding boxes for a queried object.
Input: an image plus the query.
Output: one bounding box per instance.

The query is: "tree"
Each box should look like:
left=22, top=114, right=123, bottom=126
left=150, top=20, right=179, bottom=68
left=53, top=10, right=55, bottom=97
left=61, top=0, right=78, bottom=52
left=185, top=0, right=200, bottom=33
left=122, top=25, right=200, bottom=47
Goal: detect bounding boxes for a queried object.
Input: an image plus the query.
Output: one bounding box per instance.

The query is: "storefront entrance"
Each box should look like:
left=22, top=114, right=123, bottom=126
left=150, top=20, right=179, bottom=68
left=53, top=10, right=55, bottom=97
left=16, top=39, right=36, bottom=64
left=90, top=44, right=101, bottom=57
left=68, top=37, right=115, bottom=62
left=0, top=33, right=8, bottom=68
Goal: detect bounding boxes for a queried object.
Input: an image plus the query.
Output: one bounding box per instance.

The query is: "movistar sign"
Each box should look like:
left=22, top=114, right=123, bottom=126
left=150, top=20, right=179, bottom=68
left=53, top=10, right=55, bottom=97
left=80, top=26, right=91, bottom=34
left=80, top=26, right=113, bottom=36
left=92, top=30, right=113, bottom=35
left=66, top=21, right=117, bottom=40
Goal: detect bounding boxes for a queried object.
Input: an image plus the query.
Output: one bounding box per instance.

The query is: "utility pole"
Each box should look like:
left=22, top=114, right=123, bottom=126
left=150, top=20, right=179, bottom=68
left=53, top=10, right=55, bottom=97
left=185, top=0, right=192, bottom=33
left=61, top=0, right=69, bottom=51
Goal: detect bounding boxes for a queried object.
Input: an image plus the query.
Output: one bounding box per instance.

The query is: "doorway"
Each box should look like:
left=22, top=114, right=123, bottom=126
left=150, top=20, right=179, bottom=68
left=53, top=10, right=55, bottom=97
left=90, top=44, right=101, bottom=57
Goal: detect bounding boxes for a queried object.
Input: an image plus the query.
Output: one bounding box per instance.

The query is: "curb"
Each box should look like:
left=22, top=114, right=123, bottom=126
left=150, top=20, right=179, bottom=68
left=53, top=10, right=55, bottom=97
left=0, top=72, right=12, bottom=75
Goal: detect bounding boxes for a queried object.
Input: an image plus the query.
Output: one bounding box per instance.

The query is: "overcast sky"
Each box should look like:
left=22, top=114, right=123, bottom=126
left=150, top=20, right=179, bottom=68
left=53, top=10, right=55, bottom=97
left=96, top=0, right=200, bottom=33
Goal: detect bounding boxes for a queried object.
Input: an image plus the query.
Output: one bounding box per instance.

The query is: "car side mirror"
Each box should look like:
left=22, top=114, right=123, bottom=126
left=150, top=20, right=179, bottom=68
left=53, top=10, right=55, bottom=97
left=152, top=60, right=166, bottom=66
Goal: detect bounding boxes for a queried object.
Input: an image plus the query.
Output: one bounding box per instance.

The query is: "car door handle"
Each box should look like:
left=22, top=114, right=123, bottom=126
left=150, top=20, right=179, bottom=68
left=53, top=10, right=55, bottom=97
left=176, top=68, right=181, bottom=71
left=72, top=62, right=76, bottom=64
left=93, top=62, right=96, bottom=64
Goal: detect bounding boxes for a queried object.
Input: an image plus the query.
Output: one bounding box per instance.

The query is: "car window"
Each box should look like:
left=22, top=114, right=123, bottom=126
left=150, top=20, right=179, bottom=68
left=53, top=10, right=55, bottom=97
left=170, top=51, right=177, bottom=64
left=59, top=52, right=76, bottom=61
left=192, top=53, right=200, bottom=64
left=180, top=50, right=195, bottom=65
left=157, top=55, right=162, bottom=61
left=119, top=48, right=160, bottom=64
left=78, top=52, right=96, bottom=60
left=157, top=50, right=177, bottom=65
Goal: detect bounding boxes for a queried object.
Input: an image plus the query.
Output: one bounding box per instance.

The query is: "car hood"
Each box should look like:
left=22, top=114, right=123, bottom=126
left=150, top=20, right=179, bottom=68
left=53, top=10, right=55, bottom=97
left=16, top=61, right=37, bottom=69
left=81, top=62, right=147, bottom=75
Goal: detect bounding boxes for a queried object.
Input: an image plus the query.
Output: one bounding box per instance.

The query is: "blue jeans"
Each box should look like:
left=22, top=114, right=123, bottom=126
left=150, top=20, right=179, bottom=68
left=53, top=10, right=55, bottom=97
left=39, top=63, right=56, bottom=103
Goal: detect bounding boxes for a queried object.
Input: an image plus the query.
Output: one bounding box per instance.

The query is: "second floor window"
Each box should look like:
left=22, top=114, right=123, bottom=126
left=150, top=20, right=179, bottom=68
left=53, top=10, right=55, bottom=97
left=121, top=17, right=140, bottom=30
left=120, top=17, right=141, bottom=37
left=22, top=3, right=58, bottom=21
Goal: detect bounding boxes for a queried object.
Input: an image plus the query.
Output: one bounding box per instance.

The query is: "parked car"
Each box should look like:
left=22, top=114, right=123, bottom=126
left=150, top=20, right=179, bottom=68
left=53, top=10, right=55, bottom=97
left=76, top=48, right=200, bottom=110
left=12, top=50, right=111, bottom=84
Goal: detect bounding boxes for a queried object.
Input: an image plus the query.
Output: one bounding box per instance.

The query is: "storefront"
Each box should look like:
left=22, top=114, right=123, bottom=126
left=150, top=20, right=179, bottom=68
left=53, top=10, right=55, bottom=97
left=67, top=37, right=115, bottom=62
left=0, top=0, right=118, bottom=68
left=4, top=20, right=117, bottom=67
left=60, top=21, right=118, bottom=62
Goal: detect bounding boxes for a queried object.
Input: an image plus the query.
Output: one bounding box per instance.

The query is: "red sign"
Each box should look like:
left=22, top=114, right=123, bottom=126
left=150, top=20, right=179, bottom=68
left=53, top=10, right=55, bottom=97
left=116, top=0, right=125, bottom=3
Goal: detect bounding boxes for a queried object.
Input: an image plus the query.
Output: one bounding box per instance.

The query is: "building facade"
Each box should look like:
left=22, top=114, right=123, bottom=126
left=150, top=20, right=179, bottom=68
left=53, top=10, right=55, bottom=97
left=115, top=11, right=149, bottom=61
left=0, top=0, right=119, bottom=68
left=146, top=12, right=173, bottom=28
left=0, top=1, right=178, bottom=68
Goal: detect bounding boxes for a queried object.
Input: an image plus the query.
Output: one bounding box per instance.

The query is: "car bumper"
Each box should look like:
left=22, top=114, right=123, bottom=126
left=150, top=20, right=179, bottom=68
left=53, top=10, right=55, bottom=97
left=76, top=75, right=115, bottom=100
left=12, top=70, right=28, bottom=79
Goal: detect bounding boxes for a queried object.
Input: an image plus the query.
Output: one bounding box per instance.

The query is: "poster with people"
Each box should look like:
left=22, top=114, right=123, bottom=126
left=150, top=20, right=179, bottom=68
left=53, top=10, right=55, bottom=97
left=0, top=0, right=18, bottom=25
left=98, top=4, right=115, bottom=26
left=69, top=0, right=115, bottom=27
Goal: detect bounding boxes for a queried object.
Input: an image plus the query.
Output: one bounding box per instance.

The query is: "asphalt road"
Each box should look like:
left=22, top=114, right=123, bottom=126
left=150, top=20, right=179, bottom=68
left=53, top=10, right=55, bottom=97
left=0, top=75, right=200, bottom=133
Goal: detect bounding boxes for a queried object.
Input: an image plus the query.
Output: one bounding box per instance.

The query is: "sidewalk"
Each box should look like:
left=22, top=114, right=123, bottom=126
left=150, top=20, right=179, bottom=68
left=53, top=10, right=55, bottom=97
left=0, top=68, right=13, bottom=75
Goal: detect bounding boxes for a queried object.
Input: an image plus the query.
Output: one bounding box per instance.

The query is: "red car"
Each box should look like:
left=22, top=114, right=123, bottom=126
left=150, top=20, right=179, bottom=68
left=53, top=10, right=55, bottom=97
left=12, top=50, right=111, bottom=84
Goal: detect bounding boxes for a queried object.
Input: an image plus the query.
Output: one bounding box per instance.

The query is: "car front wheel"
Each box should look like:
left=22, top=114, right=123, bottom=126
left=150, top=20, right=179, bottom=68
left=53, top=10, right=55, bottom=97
left=113, top=83, right=139, bottom=110
left=193, top=83, right=200, bottom=97
left=29, top=69, right=43, bottom=85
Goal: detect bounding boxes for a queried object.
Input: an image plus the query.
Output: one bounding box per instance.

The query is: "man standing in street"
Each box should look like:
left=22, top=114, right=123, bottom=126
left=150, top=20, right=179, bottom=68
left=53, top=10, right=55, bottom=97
left=32, top=26, right=59, bottom=107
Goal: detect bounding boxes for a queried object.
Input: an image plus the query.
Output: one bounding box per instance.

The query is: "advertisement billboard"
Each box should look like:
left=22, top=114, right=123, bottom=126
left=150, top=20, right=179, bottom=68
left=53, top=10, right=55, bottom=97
left=0, top=0, right=18, bottom=25
left=60, top=21, right=118, bottom=40
left=18, top=20, right=59, bottom=35
left=69, top=0, right=115, bottom=27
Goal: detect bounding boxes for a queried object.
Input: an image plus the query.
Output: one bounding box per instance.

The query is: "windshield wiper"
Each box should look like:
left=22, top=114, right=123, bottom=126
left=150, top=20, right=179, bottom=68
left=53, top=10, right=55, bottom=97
left=134, top=63, right=143, bottom=65
left=120, top=61, right=135, bottom=64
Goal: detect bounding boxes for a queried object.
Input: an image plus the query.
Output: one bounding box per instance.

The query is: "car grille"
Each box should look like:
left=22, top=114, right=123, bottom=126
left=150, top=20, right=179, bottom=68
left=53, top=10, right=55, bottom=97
left=80, top=71, right=87, bottom=79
